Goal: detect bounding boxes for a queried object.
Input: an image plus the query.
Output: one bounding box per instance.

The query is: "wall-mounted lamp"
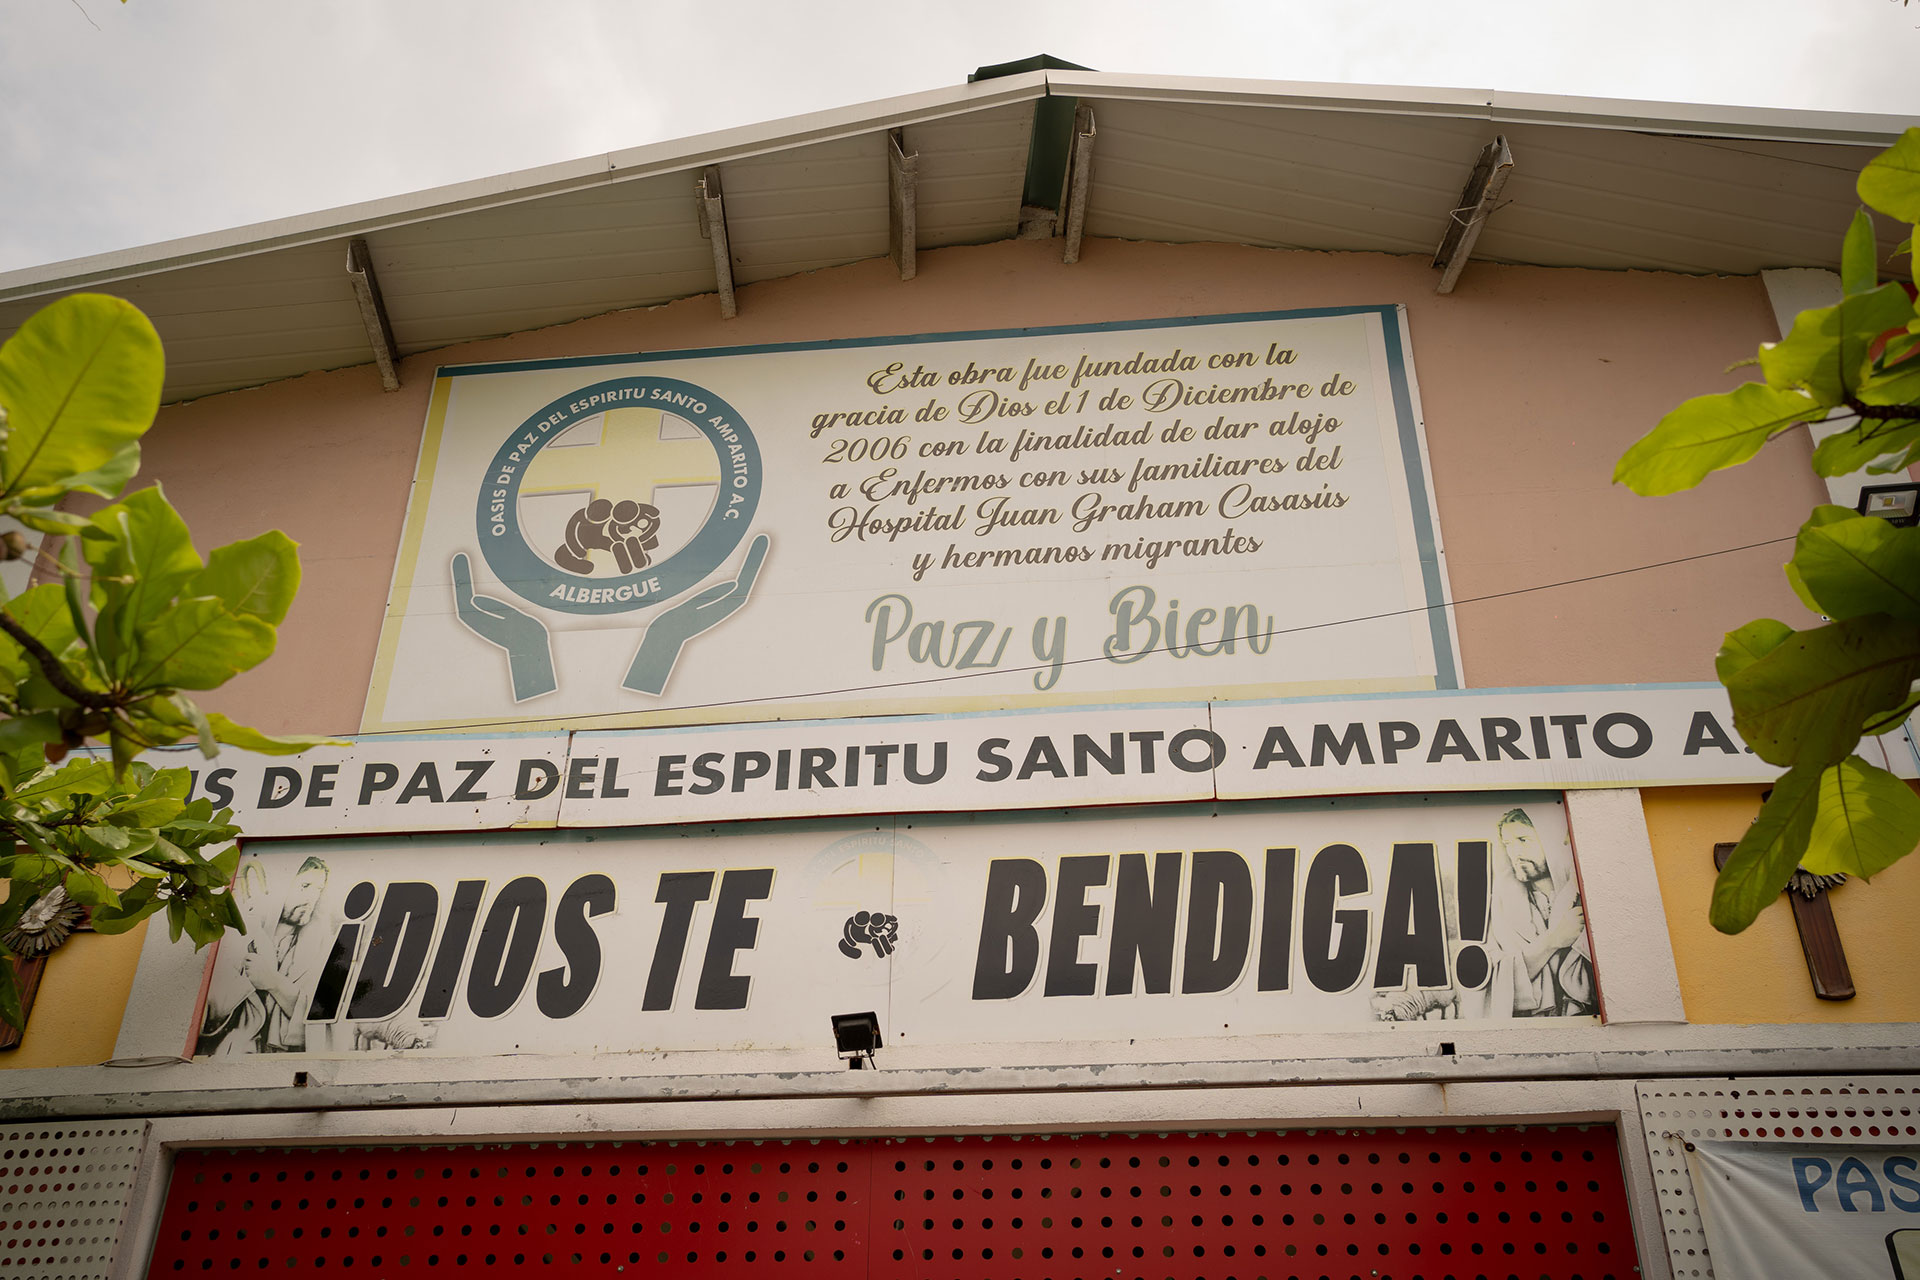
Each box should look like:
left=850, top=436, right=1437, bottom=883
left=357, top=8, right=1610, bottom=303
left=1857, top=482, right=1920, bottom=527
left=831, top=1011, right=882, bottom=1069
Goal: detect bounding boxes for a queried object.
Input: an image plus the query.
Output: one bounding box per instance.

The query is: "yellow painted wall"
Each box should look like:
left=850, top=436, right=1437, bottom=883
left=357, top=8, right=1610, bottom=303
left=0, top=920, right=150, bottom=1068
left=1645, top=784, right=1920, bottom=1024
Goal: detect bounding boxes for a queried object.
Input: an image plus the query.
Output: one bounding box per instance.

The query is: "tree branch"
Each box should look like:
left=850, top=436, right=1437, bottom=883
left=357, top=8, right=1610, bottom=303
left=1842, top=397, right=1920, bottom=422
left=0, top=611, right=112, bottom=710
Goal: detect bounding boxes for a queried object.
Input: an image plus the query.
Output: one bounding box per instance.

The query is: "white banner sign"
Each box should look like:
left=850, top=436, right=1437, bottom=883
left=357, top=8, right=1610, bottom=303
left=1689, top=1140, right=1920, bottom=1279
left=166, top=686, right=1783, bottom=837
left=187, top=795, right=1593, bottom=1059
left=361, top=308, right=1457, bottom=733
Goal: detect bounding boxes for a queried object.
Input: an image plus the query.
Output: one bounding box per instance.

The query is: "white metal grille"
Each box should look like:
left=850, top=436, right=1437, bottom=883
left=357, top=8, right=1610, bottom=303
left=0, top=1120, right=147, bottom=1280
left=1637, top=1075, right=1920, bottom=1280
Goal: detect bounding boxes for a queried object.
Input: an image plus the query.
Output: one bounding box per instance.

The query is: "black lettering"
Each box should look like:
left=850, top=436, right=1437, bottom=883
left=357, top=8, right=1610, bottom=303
left=514, top=759, right=560, bottom=799
left=690, top=753, right=726, bottom=795
left=696, top=868, right=774, bottom=1010
left=976, top=738, right=1014, bottom=782
left=1480, top=718, right=1528, bottom=762
left=537, top=874, right=616, bottom=1018
left=1310, top=723, right=1374, bottom=766
left=1257, top=848, right=1297, bottom=992
left=1683, top=710, right=1741, bottom=756
left=202, top=767, right=236, bottom=810
left=1045, top=855, right=1109, bottom=996
left=1302, top=844, right=1370, bottom=994
left=304, top=763, right=339, bottom=807
left=259, top=766, right=301, bottom=809
left=466, top=877, right=547, bottom=1019
left=1379, top=722, right=1420, bottom=764
left=418, top=880, right=486, bottom=1020
left=359, top=762, right=400, bottom=805
left=644, top=871, right=714, bottom=1011
left=1182, top=850, right=1253, bottom=993
left=1104, top=851, right=1182, bottom=995
left=971, top=859, right=1046, bottom=998
left=1594, top=711, right=1653, bottom=758
left=1252, top=725, right=1305, bottom=769
left=655, top=755, right=687, bottom=796
left=307, top=882, right=377, bottom=1022
left=345, top=882, right=439, bottom=1019
left=397, top=761, right=445, bottom=804
left=1425, top=719, right=1480, bottom=763
left=565, top=757, right=599, bottom=799
left=1168, top=728, right=1226, bottom=772
left=1373, top=843, right=1448, bottom=989
left=448, top=760, right=492, bottom=802
left=600, top=758, right=630, bottom=798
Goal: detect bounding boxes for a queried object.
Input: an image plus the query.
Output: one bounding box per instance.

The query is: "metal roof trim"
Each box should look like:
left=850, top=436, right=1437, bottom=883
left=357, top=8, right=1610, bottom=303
left=0, top=70, right=1050, bottom=304
left=1046, top=70, right=1911, bottom=147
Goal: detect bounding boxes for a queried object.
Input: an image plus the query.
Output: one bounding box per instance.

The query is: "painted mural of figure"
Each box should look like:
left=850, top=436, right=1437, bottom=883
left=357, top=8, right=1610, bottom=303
left=198, top=856, right=331, bottom=1055
left=554, top=498, right=662, bottom=574
left=1486, top=808, right=1595, bottom=1018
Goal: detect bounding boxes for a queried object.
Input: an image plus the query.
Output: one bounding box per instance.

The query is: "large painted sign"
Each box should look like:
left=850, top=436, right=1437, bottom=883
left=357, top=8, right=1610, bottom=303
left=1688, top=1141, right=1920, bottom=1279
left=188, top=795, right=1592, bottom=1059
left=361, top=309, right=1454, bottom=733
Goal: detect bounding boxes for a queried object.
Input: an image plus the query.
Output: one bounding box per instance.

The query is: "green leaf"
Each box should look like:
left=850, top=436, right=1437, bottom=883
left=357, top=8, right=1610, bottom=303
left=1813, top=420, right=1920, bottom=478
left=1804, top=753, right=1920, bottom=879
left=1843, top=208, right=1880, bottom=295
left=0, top=295, right=162, bottom=502
left=1859, top=128, right=1920, bottom=223
left=1716, top=619, right=1796, bottom=684
left=86, top=486, right=203, bottom=675
left=89, top=879, right=162, bottom=934
left=16, top=440, right=142, bottom=502
left=189, top=530, right=300, bottom=625
left=1758, top=282, right=1913, bottom=406
left=0, top=711, right=62, bottom=762
left=61, top=871, right=120, bottom=909
left=1711, top=762, right=1821, bottom=933
left=1614, top=383, right=1823, bottom=495
left=8, top=508, right=90, bottom=537
left=1788, top=507, right=1920, bottom=621
left=181, top=902, right=222, bottom=949
left=1727, top=613, right=1920, bottom=768
left=11, top=757, right=109, bottom=803
left=207, top=713, right=346, bottom=755
left=129, top=597, right=275, bottom=691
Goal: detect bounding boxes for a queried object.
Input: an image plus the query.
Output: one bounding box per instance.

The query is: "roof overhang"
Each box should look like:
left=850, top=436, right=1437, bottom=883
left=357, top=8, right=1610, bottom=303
left=2, top=68, right=1908, bottom=403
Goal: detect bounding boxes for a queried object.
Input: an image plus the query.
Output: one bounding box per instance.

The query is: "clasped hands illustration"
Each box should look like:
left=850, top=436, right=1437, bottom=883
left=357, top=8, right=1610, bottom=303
left=450, top=533, right=770, bottom=701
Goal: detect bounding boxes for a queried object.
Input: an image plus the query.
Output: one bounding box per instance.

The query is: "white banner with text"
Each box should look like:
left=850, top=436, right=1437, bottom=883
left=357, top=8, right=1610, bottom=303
left=163, top=685, right=1795, bottom=837
left=1688, top=1140, right=1920, bottom=1280
left=187, top=794, right=1592, bottom=1060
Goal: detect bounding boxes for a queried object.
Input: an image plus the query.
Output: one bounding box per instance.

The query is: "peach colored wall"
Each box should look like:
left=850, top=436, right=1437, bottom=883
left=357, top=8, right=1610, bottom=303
left=1643, top=786, right=1920, bottom=1023
left=134, top=237, right=1823, bottom=738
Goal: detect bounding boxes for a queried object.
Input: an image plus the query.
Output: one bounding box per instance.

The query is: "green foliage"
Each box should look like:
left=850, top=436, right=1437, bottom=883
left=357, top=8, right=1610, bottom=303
left=1616, top=128, right=1920, bottom=933
left=0, top=292, right=340, bottom=1029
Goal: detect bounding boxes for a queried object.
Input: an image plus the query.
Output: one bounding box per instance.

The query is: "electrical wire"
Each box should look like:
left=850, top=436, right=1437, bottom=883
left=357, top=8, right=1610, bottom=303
left=344, top=533, right=1796, bottom=739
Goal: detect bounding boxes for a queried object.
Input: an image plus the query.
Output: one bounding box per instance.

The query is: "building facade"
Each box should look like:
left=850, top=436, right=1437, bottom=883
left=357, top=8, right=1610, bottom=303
left=1, top=66, right=1918, bottom=1280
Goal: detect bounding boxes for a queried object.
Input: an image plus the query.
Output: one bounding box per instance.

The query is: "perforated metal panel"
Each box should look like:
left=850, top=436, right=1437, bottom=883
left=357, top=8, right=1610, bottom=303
left=1638, top=1075, right=1920, bottom=1280
left=0, top=1120, right=147, bottom=1280
left=147, top=1125, right=1639, bottom=1279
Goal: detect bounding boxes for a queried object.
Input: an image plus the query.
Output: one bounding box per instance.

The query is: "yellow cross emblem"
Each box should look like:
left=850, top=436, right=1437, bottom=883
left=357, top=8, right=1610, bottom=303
left=521, top=406, right=721, bottom=506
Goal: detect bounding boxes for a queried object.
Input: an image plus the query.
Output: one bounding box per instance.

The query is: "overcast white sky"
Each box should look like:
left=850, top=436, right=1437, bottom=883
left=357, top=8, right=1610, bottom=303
left=3, top=0, right=1917, bottom=275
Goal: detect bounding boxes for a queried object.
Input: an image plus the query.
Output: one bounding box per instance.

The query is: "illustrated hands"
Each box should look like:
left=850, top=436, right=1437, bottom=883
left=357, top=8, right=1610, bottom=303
left=1546, top=880, right=1586, bottom=952
left=623, top=534, right=770, bottom=695
left=451, top=553, right=558, bottom=701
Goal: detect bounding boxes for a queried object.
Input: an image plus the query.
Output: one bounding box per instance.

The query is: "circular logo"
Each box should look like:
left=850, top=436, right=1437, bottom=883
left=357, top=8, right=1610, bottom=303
left=476, top=376, right=761, bottom=615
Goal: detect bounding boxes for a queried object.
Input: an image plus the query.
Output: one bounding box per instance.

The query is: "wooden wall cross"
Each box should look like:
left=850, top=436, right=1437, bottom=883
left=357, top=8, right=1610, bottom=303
left=1714, top=842, right=1856, bottom=1000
